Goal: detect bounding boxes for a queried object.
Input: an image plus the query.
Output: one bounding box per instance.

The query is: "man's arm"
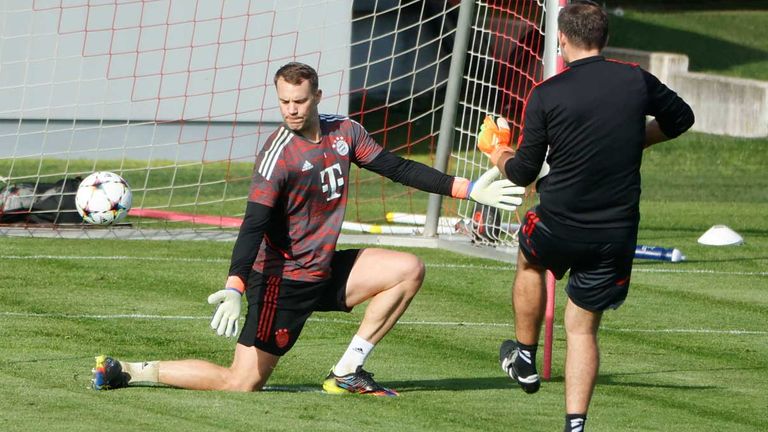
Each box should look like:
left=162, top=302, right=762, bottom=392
left=498, top=90, right=549, bottom=187
left=228, top=201, right=271, bottom=287
left=362, top=150, right=524, bottom=211
left=207, top=200, right=271, bottom=337
left=644, top=119, right=670, bottom=148
left=362, top=150, right=456, bottom=196
left=643, top=70, right=695, bottom=149
left=491, top=146, right=516, bottom=175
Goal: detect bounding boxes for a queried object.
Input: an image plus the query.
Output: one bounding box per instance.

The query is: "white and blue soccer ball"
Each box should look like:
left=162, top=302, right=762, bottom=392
left=75, top=171, right=132, bottom=225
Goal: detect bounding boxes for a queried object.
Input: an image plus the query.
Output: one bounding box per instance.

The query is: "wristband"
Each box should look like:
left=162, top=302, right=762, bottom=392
left=450, top=177, right=471, bottom=199
left=225, top=275, right=245, bottom=294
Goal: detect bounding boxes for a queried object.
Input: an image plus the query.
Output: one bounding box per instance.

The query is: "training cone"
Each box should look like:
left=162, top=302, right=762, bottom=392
left=697, top=225, right=744, bottom=246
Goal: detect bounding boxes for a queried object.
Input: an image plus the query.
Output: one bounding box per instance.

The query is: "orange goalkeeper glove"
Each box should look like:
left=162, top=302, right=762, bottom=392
left=477, top=115, right=512, bottom=155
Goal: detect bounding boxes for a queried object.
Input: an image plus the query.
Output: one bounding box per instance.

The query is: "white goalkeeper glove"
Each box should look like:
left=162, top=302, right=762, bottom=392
left=208, top=288, right=242, bottom=338
left=468, top=166, right=526, bottom=211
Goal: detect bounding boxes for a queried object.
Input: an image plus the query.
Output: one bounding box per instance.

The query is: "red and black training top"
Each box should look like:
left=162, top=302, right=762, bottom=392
left=228, top=114, right=457, bottom=283
left=505, top=55, right=694, bottom=241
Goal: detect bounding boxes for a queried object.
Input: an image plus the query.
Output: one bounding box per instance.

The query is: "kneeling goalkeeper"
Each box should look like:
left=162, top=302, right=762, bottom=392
left=91, top=62, right=524, bottom=396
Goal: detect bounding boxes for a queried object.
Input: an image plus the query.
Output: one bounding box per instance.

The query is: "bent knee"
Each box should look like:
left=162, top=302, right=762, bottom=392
left=412, top=256, right=426, bottom=282
left=399, top=254, right=425, bottom=297
left=226, top=379, right=265, bottom=392
left=223, top=371, right=267, bottom=392
left=400, top=254, right=425, bottom=284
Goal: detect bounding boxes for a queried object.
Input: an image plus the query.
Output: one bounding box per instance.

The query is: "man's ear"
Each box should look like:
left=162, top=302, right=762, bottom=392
left=557, top=30, right=567, bottom=49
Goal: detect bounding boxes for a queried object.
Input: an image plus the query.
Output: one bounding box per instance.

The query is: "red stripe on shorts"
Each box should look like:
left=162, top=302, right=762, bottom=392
left=257, top=275, right=280, bottom=341
left=523, top=211, right=540, bottom=237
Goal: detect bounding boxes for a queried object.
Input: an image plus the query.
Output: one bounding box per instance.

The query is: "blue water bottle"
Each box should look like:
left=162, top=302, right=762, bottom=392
left=634, top=245, right=686, bottom=262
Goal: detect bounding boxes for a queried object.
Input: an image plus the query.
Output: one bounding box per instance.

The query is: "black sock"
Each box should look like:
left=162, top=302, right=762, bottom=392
left=514, top=341, right=538, bottom=377
left=564, top=414, right=587, bottom=432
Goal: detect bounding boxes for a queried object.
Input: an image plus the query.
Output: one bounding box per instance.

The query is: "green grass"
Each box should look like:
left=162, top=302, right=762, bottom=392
left=1, top=233, right=767, bottom=431
left=2, top=133, right=768, bottom=431
left=610, top=7, right=768, bottom=80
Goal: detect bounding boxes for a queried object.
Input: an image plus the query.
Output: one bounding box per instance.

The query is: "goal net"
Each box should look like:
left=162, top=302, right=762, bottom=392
left=449, top=0, right=552, bottom=247
left=0, top=0, right=554, bottom=246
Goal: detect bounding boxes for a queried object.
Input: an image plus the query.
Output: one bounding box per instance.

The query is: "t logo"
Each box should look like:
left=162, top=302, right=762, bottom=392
left=320, top=163, right=344, bottom=201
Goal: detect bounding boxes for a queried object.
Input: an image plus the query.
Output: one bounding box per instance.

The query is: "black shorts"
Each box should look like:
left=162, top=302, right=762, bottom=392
left=237, top=249, right=360, bottom=356
left=518, top=208, right=637, bottom=312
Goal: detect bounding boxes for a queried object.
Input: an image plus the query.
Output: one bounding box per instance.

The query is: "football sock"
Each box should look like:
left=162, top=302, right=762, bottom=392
left=564, top=414, right=587, bottom=432
left=515, top=341, right=538, bottom=377
left=120, top=361, right=160, bottom=385
left=333, top=335, right=374, bottom=376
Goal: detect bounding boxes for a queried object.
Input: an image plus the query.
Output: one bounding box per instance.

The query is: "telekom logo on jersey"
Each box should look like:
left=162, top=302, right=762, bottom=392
left=320, top=163, right=344, bottom=201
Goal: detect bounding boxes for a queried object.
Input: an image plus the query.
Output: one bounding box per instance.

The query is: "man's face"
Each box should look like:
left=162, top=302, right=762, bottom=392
left=275, top=77, right=321, bottom=134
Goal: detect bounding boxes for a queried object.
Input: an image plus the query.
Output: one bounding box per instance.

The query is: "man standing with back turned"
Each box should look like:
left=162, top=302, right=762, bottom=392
left=91, top=62, right=524, bottom=396
left=487, top=2, right=694, bottom=430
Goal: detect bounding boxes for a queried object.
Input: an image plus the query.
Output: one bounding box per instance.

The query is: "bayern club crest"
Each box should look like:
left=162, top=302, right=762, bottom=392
left=275, top=328, right=291, bottom=348
left=332, top=137, right=349, bottom=156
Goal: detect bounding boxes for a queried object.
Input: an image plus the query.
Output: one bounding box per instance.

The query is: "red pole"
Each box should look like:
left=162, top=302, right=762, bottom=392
left=541, top=0, right=567, bottom=384
left=542, top=271, right=556, bottom=380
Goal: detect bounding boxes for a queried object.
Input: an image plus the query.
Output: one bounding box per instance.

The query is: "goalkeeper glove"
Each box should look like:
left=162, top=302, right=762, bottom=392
left=208, top=287, right=242, bottom=338
left=477, top=115, right=512, bottom=155
left=468, top=166, right=525, bottom=212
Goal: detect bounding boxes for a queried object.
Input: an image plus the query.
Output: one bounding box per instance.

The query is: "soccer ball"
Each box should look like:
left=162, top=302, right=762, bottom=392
left=75, top=172, right=132, bottom=225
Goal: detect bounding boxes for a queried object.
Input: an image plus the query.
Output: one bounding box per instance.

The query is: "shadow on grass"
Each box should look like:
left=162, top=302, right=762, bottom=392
left=0, top=355, right=97, bottom=365
left=262, top=377, right=513, bottom=393
left=263, top=371, right=726, bottom=393
left=597, top=374, right=714, bottom=390
left=596, top=365, right=766, bottom=389
left=610, top=14, right=768, bottom=74
left=65, top=367, right=753, bottom=394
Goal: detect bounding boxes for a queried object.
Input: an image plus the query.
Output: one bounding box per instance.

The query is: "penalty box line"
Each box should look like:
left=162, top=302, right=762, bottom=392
left=0, top=311, right=765, bottom=336
left=1, top=254, right=768, bottom=277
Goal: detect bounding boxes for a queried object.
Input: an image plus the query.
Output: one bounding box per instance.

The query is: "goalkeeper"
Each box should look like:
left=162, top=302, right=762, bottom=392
left=92, top=61, right=524, bottom=396
left=481, top=2, right=694, bottom=431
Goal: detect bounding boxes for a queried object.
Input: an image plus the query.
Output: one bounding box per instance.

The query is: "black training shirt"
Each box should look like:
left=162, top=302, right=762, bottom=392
left=505, top=55, right=694, bottom=241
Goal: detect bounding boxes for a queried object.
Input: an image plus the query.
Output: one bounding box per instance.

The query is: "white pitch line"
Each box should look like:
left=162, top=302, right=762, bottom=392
left=632, top=268, right=768, bottom=277
left=0, top=255, right=229, bottom=263
left=1, top=311, right=765, bottom=336
left=0, top=312, right=205, bottom=320
left=1, top=254, right=767, bottom=277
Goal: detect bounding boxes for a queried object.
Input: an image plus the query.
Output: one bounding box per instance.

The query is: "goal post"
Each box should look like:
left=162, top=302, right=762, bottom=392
left=1, top=0, right=559, bottom=243
left=429, top=0, right=563, bottom=247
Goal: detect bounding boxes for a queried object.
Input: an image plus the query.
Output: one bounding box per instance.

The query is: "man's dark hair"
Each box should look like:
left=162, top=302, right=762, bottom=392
left=557, top=1, right=609, bottom=50
left=274, top=62, right=319, bottom=91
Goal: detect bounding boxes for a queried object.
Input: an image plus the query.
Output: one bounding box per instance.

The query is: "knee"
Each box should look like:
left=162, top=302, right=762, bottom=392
left=412, top=255, right=426, bottom=283
left=223, top=371, right=267, bottom=392
left=400, top=254, right=425, bottom=296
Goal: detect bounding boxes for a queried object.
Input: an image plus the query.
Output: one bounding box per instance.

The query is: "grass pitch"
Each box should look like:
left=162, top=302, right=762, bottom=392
left=0, top=234, right=766, bottom=432
left=1, top=132, right=767, bottom=431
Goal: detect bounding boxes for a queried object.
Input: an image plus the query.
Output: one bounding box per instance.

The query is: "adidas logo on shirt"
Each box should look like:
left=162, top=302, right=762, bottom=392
left=301, top=160, right=314, bottom=172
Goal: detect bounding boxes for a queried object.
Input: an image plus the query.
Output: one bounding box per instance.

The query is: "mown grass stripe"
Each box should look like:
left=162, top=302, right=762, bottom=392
left=1, top=255, right=766, bottom=276
left=1, top=311, right=765, bottom=335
